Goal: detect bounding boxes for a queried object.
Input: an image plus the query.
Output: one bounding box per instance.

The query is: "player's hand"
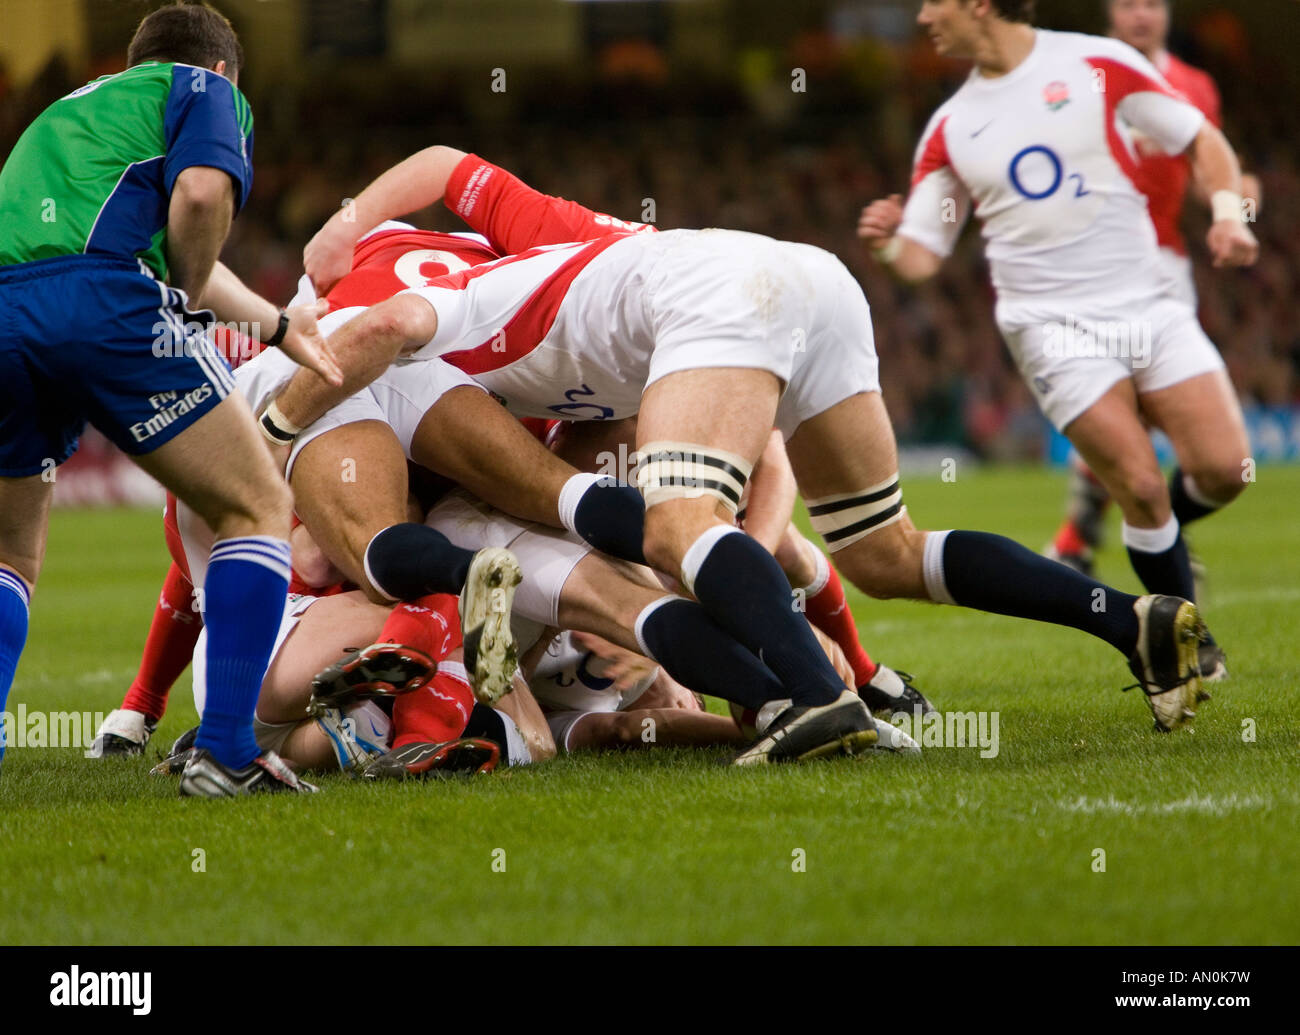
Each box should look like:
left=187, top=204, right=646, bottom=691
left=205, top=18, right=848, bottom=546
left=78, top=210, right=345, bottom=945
left=303, top=217, right=358, bottom=297
left=811, top=625, right=857, bottom=691
left=571, top=631, right=659, bottom=696
left=857, top=193, right=905, bottom=245
left=1208, top=219, right=1258, bottom=269
left=278, top=298, right=344, bottom=386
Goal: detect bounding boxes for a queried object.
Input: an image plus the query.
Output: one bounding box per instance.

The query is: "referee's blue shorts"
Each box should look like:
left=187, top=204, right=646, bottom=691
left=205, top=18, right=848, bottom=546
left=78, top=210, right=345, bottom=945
left=0, top=254, right=234, bottom=477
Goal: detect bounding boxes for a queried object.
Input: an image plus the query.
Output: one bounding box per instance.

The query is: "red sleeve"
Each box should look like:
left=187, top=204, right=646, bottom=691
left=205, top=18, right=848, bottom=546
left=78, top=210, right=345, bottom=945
left=444, top=153, right=654, bottom=255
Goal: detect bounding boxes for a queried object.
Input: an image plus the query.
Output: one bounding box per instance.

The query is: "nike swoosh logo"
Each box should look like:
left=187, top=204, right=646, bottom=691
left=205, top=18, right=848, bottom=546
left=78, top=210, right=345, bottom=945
left=971, top=120, right=995, bottom=138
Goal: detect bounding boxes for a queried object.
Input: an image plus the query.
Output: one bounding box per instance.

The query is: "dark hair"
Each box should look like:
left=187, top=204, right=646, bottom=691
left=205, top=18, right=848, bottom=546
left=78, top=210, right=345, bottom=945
left=986, top=0, right=1037, bottom=23
left=127, top=3, right=243, bottom=78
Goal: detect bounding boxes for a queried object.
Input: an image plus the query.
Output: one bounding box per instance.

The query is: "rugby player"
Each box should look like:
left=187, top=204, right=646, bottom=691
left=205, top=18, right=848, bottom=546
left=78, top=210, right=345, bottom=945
left=0, top=3, right=342, bottom=795
left=1046, top=0, right=1260, bottom=605
left=859, top=0, right=1253, bottom=684
left=266, top=147, right=1213, bottom=752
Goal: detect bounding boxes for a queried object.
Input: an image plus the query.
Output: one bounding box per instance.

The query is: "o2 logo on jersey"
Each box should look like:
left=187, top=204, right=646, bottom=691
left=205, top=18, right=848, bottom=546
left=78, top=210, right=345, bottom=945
left=548, top=383, right=615, bottom=420
left=393, top=249, right=471, bottom=288
left=1008, top=145, right=1090, bottom=201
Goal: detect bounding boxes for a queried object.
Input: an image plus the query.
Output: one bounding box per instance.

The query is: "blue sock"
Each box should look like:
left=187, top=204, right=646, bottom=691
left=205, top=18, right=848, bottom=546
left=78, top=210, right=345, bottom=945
left=636, top=597, right=786, bottom=710
left=194, top=537, right=292, bottom=769
left=364, top=523, right=475, bottom=599
left=559, top=474, right=647, bottom=565
left=686, top=527, right=845, bottom=707
left=932, top=530, right=1139, bottom=656
left=0, top=569, right=32, bottom=767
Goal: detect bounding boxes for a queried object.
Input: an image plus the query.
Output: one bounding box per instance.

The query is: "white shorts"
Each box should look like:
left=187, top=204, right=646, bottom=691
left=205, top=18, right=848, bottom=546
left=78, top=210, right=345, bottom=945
left=232, top=309, right=484, bottom=479
left=1156, top=248, right=1197, bottom=308
left=424, top=490, right=592, bottom=652
left=191, top=591, right=320, bottom=752
left=642, top=231, right=882, bottom=439
left=999, top=291, right=1225, bottom=432
left=545, top=710, right=599, bottom=754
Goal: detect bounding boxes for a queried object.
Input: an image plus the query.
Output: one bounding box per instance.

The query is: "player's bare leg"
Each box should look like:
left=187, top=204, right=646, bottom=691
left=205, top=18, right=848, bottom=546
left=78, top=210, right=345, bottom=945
left=131, top=392, right=312, bottom=792
left=289, top=420, right=409, bottom=599
left=0, top=474, right=54, bottom=771
left=290, top=418, right=521, bottom=701
left=410, top=388, right=647, bottom=561
left=1138, top=369, right=1250, bottom=678
left=1141, top=370, right=1251, bottom=515
left=411, top=386, right=577, bottom=528
left=635, top=367, right=878, bottom=762
left=1064, top=381, right=1211, bottom=667
left=786, top=390, right=1206, bottom=731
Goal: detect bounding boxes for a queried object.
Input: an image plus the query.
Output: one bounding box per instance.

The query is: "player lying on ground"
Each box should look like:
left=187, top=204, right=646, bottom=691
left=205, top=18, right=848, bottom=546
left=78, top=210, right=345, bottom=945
left=527, top=631, right=744, bottom=753
left=858, top=0, right=1257, bottom=682
left=0, top=4, right=343, bottom=796
left=1046, top=0, right=1261, bottom=604
left=193, top=586, right=553, bottom=778
left=266, top=146, right=1213, bottom=760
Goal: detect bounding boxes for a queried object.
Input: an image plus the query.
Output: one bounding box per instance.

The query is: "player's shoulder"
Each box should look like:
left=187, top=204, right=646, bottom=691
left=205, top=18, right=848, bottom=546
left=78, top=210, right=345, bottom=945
left=1045, top=28, right=1153, bottom=70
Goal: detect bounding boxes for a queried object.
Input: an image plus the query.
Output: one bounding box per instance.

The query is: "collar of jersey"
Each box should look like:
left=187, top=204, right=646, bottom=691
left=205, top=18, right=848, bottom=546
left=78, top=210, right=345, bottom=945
left=965, top=28, right=1044, bottom=92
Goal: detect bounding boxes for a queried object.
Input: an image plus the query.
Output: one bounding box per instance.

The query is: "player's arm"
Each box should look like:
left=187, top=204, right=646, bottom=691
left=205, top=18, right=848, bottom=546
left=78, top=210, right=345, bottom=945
left=1184, top=121, right=1258, bottom=267
left=265, top=293, right=437, bottom=441
left=860, top=112, right=966, bottom=283
left=304, top=146, right=470, bottom=293
left=197, top=262, right=341, bottom=385
left=857, top=194, right=944, bottom=283
left=165, top=166, right=234, bottom=303
left=741, top=431, right=798, bottom=554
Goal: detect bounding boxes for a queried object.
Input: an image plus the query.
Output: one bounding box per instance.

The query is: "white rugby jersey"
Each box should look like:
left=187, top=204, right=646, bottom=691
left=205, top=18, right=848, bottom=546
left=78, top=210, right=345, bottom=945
left=898, top=30, right=1205, bottom=317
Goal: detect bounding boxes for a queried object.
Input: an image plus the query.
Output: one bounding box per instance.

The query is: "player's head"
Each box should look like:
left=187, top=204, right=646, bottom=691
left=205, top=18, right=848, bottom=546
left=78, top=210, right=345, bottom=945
left=1106, top=0, right=1170, bottom=57
left=127, top=2, right=244, bottom=83
left=918, top=1, right=1036, bottom=59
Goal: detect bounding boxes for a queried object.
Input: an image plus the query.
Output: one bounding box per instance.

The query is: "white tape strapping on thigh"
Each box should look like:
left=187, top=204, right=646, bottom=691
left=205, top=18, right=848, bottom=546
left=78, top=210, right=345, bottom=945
left=635, top=440, right=753, bottom=513
left=805, top=476, right=904, bottom=553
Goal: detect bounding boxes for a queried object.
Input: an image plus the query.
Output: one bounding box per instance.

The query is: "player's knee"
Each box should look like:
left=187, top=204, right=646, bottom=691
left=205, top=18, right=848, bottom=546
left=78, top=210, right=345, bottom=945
left=834, top=530, right=922, bottom=600
left=610, top=712, right=645, bottom=747
left=774, top=529, right=817, bottom=587
left=1117, top=467, right=1170, bottom=524
left=1187, top=461, right=1250, bottom=506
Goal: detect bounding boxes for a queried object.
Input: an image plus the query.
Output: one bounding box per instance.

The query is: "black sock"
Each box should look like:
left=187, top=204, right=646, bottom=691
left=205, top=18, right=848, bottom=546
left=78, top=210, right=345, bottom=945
left=938, top=530, right=1139, bottom=656
left=689, top=528, right=845, bottom=706
left=364, top=522, right=475, bottom=599
left=1125, top=534, right=1196, bottom=602
left=564, top=476, right=647, bottom=564
left=1168, top=467, right=1220, bottom=527
left=637, top=598, right=785, bottom=710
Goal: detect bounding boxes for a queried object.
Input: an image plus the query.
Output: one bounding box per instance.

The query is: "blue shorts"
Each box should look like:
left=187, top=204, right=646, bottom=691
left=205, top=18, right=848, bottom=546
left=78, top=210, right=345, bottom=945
left=0, top=255, right=234, bottom=477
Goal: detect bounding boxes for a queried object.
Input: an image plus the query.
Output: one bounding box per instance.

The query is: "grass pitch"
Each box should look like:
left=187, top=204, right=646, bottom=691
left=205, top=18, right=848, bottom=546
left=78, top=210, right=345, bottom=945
left=2, top=465, right=1297, bottom=945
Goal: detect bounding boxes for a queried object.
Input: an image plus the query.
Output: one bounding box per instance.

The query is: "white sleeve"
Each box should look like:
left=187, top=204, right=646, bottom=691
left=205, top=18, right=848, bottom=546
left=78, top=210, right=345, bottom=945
left=403, top=285, right=470, bottom=357
left=1118, top=91, right=1205, bottom=156
left=1090, top=39, right=1205, bottom=155
left=897, top=112, right=970, bottom=258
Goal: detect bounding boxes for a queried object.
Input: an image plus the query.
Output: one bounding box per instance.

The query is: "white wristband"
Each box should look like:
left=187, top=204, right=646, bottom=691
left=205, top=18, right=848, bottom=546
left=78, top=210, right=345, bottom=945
left=258, top=399, right=304, bottom=445
left=871, top=237, right=904, bottom=264
left=1211, top=189, right=1245, bottom=224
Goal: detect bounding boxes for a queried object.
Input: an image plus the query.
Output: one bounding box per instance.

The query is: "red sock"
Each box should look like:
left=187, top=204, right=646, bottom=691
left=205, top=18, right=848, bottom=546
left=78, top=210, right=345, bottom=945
left=392, top=662, right=475, bottom=747
left=805, top=560, right=877, bottom=689
left=1053, top=520, right=1090, bottom=557
left=377, top=593, right=460, bottom=661
left=120, top=562, right=202, bottom=721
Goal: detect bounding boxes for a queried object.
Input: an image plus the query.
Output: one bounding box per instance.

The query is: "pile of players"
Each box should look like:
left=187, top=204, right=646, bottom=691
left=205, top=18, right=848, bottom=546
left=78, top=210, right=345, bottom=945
left=4, top=1, right=1255, bottom=797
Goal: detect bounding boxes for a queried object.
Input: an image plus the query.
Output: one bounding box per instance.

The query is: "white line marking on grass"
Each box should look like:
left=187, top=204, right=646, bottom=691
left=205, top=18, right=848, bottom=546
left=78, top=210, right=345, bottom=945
left=1057, top=793, right=1272, bottom=816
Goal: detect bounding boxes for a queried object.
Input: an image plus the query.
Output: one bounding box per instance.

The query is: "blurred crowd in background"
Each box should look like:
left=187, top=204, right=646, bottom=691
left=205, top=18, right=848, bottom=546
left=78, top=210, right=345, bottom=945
left=2, top=1, right=1297, bottom=464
